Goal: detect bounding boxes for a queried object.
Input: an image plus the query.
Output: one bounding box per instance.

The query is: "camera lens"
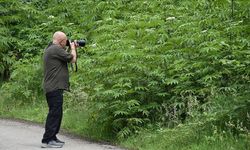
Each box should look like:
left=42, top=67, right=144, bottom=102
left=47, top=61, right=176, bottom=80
left=77, top=40, right=86, bottom=47
left=66, top=39, right=86, bottom=47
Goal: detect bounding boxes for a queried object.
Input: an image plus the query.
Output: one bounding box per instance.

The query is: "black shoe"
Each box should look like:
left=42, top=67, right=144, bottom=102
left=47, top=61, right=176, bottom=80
left=41, top=140, right=63, bottom=148
left=55, top=138, right=65, bottom=145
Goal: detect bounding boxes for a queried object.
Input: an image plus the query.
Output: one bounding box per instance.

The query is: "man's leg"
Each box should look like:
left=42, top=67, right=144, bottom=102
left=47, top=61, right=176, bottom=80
left=42, top=90, right=63, bottom=143
left=53, top=90, right=64, bottom=141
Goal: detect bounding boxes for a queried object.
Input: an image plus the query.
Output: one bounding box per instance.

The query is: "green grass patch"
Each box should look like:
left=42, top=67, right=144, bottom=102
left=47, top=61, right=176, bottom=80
left=0, top=94, right=249, bottom=150
left=0, top=95, right=114, bottom=142
left=121, top=124, right=250, bottom=150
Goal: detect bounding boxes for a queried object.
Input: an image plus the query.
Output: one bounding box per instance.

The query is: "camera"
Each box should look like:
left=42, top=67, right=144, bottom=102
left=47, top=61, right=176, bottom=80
left=66, top=39, right=86, bottom=47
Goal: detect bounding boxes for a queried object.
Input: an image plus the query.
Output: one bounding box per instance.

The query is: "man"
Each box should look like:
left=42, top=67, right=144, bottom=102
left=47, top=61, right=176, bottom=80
left=41, top=31, right=77, bottom=148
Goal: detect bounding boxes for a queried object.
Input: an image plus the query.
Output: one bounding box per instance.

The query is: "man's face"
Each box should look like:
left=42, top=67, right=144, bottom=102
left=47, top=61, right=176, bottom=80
left=59, top=37, right=67, bottom=48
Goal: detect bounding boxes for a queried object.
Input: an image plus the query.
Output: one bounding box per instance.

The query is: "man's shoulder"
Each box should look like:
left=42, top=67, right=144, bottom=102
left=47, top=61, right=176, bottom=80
left=46, top=44, right=61, bottom=50
left=45, top=44, right=64, bottom=55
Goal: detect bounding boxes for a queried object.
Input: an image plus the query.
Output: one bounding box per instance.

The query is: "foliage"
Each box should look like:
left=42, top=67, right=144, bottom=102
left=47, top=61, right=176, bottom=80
left=121, top=94, right=250, bottom=150
left=77, top=0, right=250, bottom=138
left=122, top=122, right=250, bottom=150
left=0, top=0, right=249, bottom=142
left=0, top=0, right=43, bottom=80
left=0, top=56, right=43, bottom=105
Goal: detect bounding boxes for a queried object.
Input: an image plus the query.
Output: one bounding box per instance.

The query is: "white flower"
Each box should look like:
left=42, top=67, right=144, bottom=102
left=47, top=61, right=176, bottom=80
left=201, top=30, right=207, bottom=33
left=166, top=17, right=176, bottom=21
left=145, top=28, right=155, bottom=33
left=48, top=15, right=55, bottom=19
left=92, top=43, right=97, bottom=47
left=106, top=17, right=112, bottom=21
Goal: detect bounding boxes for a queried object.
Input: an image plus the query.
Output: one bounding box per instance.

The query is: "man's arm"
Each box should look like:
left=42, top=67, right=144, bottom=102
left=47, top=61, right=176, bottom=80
left=70, top=42, right=77, bottom=63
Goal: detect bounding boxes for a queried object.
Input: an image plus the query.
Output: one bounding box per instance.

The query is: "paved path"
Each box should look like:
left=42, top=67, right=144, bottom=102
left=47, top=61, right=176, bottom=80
left=0, top=119, right=126, bottom=150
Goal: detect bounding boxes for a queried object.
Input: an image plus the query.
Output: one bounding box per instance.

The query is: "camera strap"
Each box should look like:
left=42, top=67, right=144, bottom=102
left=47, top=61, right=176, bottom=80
left=75, top=48, right=78, bottom=72
left=70, top=62, right=77, bottom=72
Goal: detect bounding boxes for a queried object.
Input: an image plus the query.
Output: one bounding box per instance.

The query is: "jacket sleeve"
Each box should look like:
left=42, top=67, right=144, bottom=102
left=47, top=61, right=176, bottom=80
left=53, top=47, right=73, bottom=63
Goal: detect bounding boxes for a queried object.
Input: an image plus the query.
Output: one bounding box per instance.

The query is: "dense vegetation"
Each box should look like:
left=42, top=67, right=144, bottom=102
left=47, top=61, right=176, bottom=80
left=0, top=0, right=249, bottom=149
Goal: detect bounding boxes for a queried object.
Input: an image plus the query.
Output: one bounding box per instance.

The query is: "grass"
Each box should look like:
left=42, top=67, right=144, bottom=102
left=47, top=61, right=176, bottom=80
left=0, top=94, right=116, bottom=142
left=120, top=94, right=250, bottom=150
left=0, top=97, right=47, bottom=123
left=121, top=124, right=250, bottom=150
left=1, top=94, right=249, bottom=150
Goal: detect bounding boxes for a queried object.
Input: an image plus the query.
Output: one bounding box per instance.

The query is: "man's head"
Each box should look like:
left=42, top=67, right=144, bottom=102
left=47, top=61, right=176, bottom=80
left=52, top=31, right=67, bottom=48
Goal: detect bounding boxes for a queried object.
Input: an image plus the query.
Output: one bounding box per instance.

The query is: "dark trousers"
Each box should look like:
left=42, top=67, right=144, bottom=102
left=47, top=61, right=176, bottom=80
left=42, top=89, right=63, bottom=143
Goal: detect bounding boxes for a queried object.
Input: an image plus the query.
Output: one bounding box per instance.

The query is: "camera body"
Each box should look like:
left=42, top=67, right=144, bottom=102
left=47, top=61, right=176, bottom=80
left=66, top=39, right=86, bottom=47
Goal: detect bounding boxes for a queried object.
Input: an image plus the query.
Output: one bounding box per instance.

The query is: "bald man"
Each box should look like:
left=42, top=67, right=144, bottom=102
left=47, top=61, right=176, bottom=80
left=41, top=31, right=77, bottom=148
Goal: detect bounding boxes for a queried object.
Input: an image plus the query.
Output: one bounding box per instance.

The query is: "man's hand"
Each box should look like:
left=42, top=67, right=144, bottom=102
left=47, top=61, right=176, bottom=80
left=70, top=41, right=76, bottom=50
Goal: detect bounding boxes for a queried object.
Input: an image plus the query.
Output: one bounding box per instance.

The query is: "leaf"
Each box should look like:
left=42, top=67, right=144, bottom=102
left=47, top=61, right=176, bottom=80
left=163, top=78, right=179, bottom=85
left=113, top=110, right=129, bottom=117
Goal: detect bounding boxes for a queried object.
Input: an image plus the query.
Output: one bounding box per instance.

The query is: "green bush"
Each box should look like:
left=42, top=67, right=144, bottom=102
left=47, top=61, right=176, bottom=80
left=0, top=57, right=43, bottom=105
left=77, top=0, right=250, bottom=138
left=0, top=0, right=249, bottom=141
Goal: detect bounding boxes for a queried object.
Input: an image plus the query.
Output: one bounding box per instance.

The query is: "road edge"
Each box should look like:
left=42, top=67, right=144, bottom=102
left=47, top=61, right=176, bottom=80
left=0, top=117, right=128, bottom=150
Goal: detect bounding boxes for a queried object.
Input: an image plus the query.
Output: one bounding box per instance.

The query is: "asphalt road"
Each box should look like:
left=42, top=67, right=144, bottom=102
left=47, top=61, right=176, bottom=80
left=0, top=119, right=126, bottom=150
